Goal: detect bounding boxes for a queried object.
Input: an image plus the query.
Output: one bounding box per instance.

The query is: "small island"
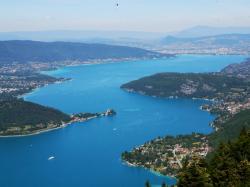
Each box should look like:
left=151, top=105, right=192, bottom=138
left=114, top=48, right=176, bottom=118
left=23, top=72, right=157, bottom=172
left=0, top=98, right=116, bottom=137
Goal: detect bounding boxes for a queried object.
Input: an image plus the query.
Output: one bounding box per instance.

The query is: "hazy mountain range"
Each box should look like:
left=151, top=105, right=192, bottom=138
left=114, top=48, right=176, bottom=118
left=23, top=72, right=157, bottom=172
left=0, top=26, right=250, bottom=55
left=0, top=30, right=164, bottom=43
left=172, top=26, right=250, bottom=38
left=161, top=34, right=250, bottom=46
left=1, top=26, right=250, bottom=42
left=159, top=34, right=250, bottom=55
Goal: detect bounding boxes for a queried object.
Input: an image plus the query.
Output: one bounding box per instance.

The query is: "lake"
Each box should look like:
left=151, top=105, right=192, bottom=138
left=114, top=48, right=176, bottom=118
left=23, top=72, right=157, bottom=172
left=0, top=55, right=246, bottom=187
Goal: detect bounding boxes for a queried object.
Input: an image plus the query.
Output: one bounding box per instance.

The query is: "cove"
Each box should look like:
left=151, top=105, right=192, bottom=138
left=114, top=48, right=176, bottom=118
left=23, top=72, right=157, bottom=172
left=0, top=55, right=246, bottom=187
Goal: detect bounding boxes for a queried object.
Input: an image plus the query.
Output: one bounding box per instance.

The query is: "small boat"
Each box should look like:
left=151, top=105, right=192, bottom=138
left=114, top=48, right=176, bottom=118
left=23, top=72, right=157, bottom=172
left=48, top=156, right=55, bottom=160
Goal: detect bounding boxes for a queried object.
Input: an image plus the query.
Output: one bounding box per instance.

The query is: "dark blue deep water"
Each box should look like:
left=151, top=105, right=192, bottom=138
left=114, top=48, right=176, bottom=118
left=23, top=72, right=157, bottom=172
left=0, top=55, right=246, bottom=187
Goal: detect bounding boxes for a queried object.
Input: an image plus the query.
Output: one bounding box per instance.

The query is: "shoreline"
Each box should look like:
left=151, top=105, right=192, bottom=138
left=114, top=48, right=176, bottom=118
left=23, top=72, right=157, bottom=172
left=21, top=56, right=173, bottom=99
left=119, top=92, right=221, bottom=178
left=122, top=160, right=177, bottom=179
left=42, top=56, right=175, bottom=73
left=122, top=88, right=217, bottom=113
left=5, top=56, right=163, bottom=138
left=51, top=54, right=247, bottom=72
left=0, top=116, right=97, bottom=138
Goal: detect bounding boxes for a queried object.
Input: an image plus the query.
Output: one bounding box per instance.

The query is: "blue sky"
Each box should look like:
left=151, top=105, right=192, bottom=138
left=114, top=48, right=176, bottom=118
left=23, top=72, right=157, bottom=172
left=0, top=0, right=250, bottom=32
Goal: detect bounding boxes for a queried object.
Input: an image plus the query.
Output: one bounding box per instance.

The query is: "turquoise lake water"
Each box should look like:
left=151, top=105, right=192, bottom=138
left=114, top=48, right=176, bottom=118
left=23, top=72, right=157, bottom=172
left=0, top=55, right=247, bottom=187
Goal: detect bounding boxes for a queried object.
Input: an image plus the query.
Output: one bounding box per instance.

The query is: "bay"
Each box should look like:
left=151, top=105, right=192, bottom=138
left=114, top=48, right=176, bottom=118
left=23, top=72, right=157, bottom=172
left=0, top=55, right=246, bottom=187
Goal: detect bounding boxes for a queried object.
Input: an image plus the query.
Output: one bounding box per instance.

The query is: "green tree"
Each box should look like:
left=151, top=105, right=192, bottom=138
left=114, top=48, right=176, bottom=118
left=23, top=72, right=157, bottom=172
left=178, top=157, right=213, bottom=187
left=145, top=180, right=151, bottom=187
left=162, top=182, right=167, bottom=187
left=209, top=128, right=250, bottom=186
left=209, top=143, right=239, bottom=186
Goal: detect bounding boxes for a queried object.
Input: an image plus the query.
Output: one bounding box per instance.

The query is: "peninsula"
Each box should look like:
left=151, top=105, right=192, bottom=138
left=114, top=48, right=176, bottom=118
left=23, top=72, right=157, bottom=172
left=121, top=58, right=250, bottom=135
left=0, top=40, right=164, bottom=137
left=0, top=98, right=116, bottom=137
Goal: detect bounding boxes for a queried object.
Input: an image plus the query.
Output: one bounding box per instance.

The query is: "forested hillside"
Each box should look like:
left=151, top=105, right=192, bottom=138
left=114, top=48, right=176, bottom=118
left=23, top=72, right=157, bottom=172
left=0, top=40, right=163, bottom=64
left=178, top=129, right=250, bottom=187
left=0, top=99, right=71, bottom=135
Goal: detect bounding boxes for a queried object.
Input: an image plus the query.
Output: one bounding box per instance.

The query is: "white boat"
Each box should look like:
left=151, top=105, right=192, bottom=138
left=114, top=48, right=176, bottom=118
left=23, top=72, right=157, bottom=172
left=48, top=156, right=55, bottom=160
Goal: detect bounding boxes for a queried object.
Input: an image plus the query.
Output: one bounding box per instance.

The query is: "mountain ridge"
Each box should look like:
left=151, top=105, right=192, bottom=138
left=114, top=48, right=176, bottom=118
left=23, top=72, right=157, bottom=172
left=0, top=40, right=163, bottom=64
